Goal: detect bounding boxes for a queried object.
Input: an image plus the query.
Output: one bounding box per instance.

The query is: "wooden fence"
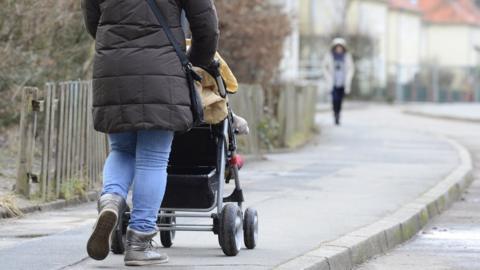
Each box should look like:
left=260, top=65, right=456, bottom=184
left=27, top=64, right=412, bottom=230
left=230, top=83, right=317, bottom=153
left=229, top=84, right=265, bottom=155
left=16, top=81, right=107, bottom=201
left=16, top=81, right=317, bottom=200
left=277, top=84, right=317, bottom=148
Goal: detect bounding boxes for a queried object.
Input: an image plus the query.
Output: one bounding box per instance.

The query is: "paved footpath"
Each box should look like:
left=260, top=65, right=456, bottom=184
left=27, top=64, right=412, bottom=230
left=356, top=104, right=480, bottom=270
left=0, top=106, right=466, bottom=270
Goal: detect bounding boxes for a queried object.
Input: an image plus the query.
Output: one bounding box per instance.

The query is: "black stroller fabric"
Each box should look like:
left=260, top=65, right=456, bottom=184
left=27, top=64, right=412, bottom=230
left=162, top=126, right=219, bottom=209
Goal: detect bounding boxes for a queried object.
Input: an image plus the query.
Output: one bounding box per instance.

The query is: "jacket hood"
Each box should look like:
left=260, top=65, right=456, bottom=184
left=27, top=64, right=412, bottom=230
left=331, top=38, right=348, bottom=50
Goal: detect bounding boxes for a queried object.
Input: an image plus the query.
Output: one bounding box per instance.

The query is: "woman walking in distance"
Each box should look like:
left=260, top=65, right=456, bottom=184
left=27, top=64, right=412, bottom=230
left=322, top=38, right=355, bottom=125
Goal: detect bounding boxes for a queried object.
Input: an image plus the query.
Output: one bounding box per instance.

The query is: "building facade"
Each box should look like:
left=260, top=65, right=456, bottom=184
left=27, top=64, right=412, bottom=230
left=387, top=0, right=422, bottom=101
left=347, top=0, right=389, bottom=96
left=271, top=0, right=301, bottom=82
left=419, top=0, right=480, bottom=101
left=299, top=0, right=480, bottom=102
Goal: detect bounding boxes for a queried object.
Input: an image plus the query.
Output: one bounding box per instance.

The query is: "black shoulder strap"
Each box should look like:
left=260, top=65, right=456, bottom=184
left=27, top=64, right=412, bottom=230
left=146, top=0, right=190, bottom=68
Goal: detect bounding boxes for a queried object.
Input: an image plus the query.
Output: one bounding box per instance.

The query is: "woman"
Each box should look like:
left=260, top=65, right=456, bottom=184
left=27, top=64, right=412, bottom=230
left=322, top=38, right=355, bottom=126
left=81, top=0, right=219, bottom=266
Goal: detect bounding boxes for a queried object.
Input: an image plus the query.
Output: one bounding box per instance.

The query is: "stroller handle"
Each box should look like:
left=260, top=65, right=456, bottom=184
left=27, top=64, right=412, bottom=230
left=203, top=60, right=227, bottom=98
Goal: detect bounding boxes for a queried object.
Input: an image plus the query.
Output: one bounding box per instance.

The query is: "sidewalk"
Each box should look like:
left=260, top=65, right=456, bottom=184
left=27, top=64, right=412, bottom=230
left=0, top=106, right=465, bottom=270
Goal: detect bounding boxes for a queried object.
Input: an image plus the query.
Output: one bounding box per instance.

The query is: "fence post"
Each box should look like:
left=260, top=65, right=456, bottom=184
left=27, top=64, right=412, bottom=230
left=40, top=84, right=53, bottom=200
left=56, top=83, right=66, bottom=197
left=72, top=81, right=80, bottom=181
left=48, top=84, right=58, bottom=199
left=87, top=82, right=94, bottom=188
left=66, top=83, right=74, bottom=187
left=79, top=82, right=87, bottom=180
left=16, top=87, right=37, bottom=197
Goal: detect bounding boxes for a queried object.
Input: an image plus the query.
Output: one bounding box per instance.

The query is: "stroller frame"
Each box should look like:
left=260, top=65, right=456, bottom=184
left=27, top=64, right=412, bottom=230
left=157, top=115, right=241, bottom=229
left=111, top=67, right=258, bottom=257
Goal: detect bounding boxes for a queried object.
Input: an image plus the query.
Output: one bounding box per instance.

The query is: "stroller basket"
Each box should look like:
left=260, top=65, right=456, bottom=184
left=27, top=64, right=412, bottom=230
left=162, top=167, right=217, bottom=209
left=160, top=125, right=221, bottom=210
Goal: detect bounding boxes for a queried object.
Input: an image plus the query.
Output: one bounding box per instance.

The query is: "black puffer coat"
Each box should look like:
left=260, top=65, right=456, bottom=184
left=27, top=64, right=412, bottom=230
left=81, top=0, right=219, bottom=133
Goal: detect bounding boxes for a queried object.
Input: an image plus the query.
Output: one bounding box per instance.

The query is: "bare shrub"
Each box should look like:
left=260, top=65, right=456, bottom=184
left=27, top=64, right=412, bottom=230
left=215, top=0, right=291, bottom=85
left=0, top=0, right=92, bottom=128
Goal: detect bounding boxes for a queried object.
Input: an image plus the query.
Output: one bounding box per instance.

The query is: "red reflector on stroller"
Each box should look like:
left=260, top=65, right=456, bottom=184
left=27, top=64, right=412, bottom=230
left=230, top=154, right=244, bottom=169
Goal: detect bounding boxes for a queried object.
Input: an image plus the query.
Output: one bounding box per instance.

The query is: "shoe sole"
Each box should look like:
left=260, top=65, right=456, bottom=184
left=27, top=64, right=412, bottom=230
left=125, top=258, right=169, bottom=266
left=86, top=209, right=118, bottom=260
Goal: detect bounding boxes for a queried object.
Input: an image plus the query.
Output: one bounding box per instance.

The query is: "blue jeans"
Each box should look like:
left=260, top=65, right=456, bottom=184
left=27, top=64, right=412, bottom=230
left=102, top=130, right=174, bottom=232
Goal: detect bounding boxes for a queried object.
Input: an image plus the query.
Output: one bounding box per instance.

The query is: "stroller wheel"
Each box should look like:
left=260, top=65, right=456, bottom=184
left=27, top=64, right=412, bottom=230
left=160, top=211, right=176, bottom=248
left=111, top=205, right=129, bottom=254
left=219, top=204, right=243, bottom=256
left=243, top=208, right=258, bottom=249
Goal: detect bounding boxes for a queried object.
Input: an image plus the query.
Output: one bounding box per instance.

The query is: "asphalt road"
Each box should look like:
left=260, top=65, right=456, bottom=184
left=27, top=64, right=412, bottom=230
left=0, top=106, right=460, bottom=270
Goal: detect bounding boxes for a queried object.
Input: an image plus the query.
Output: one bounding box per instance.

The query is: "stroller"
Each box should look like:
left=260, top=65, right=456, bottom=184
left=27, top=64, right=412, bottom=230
left=110, top=63, right=258, bottom=257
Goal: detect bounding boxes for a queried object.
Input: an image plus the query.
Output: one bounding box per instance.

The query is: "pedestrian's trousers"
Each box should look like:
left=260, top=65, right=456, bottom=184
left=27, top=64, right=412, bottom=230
left=102, top=130, right=174, bottom=232
left=332, top=86, right=345, bottom=116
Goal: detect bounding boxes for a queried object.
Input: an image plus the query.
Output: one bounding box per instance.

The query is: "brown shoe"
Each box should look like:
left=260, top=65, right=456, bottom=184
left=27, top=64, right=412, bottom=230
left=86, top=193, right=126, bottom=260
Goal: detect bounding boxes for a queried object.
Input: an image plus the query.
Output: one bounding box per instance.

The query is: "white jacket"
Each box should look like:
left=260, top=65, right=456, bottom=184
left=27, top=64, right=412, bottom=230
left=322, top=52, right=355, bottom=94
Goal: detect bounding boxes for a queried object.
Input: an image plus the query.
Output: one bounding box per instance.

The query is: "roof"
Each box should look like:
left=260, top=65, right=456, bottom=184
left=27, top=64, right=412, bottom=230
left=389, top=0, right=422, bottom=13
left=419, top=0, right=480, bottom=25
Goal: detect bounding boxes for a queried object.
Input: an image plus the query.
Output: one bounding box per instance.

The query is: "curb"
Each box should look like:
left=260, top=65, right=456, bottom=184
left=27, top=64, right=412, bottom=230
left=274, top=136, right=474, bottom=270
left=403, top=109, right=480, bottom=123
left=0, top=191, right=99, bottom=219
